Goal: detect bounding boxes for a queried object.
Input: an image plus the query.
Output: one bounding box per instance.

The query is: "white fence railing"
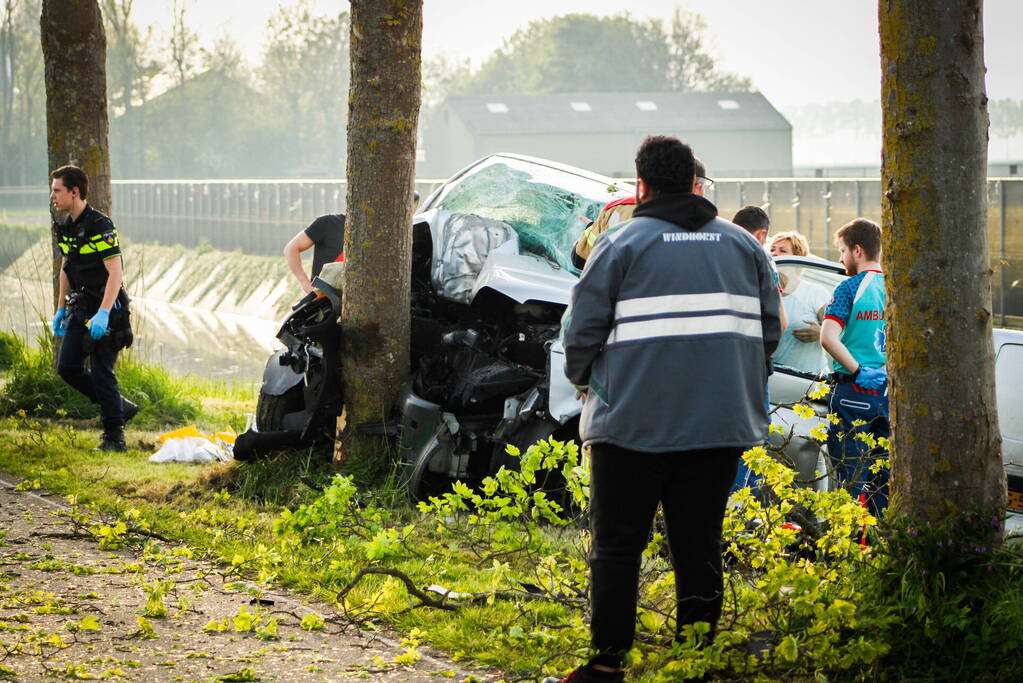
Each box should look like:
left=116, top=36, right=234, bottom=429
left=3, top=178, right=1021, bottom=325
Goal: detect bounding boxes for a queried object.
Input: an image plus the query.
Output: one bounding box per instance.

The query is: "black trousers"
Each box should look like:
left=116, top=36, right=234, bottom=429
left=588, top=443, right=741, bottom=669
left=57, top=311, right=124, bottom=433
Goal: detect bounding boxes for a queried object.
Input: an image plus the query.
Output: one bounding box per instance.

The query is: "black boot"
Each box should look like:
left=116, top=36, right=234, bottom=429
left=122, top=398, right=140, bottom=426
left=94, top=430, right=127, bottom=452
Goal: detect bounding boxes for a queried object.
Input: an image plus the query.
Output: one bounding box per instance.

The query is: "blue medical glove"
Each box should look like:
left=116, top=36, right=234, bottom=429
left=52, top=308, right=68, bottom=337
left=87, top=308, right=110, bottom=340
left=855, top=366, right=887, bottom=390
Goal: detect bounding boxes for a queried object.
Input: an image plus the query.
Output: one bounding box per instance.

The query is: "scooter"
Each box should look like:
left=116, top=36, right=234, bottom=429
left=234, top=276, right=343, bottom=461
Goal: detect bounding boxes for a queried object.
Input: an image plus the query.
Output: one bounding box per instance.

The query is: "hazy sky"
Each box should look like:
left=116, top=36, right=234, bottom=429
left=129, top=0, right=1023, bottom=109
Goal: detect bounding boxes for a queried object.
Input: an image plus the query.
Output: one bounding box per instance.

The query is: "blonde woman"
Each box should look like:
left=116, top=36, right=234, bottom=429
left=770, top=230, right=829, bottom=373
left=769, top=230, right=810, bottom=257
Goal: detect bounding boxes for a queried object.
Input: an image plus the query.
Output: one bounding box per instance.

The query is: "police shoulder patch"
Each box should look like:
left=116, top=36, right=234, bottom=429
left=102, top=231, right=117, bottom=246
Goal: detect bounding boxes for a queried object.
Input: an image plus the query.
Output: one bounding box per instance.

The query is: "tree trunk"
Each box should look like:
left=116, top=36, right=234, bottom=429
left=336, top=0, right=422, bottom=463
left=879, top=0, right=1004, bottom=535
left=41, top=0, right=111, bottom=311
left=0, top=1, right=16, bottom=186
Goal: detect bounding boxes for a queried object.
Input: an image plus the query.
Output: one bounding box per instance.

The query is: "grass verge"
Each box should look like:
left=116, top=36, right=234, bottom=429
left=0, top=332, right=255, bottom=432
left=3, top=355, right=1023, bottom=681
left=0, top=418, right=574, bottom=679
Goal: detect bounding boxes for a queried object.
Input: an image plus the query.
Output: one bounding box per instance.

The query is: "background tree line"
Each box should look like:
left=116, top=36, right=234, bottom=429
left=785, top=98, right=1023, bottom=148
left=3, top=3, right=759, bottom=181
left=2, top=0, right=349, bottom=181
left=6, top=0, right=1023, bottom=182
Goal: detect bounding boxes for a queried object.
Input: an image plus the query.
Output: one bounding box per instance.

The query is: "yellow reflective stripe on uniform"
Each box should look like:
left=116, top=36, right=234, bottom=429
left=91, top=231, right=118, bottom=244
left=79, top=241, right=115, bottom=255
left=79, top=232, right=119, bottom=254
left=585, top=228, right=597, bottom=246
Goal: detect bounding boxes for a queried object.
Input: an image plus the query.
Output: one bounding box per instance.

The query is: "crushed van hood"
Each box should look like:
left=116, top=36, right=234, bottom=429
left=471, top=252, right=577, bottom=306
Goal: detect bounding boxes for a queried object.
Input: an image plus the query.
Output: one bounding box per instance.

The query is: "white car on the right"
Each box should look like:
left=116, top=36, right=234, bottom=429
left=765, top=255, right=1023, bottom=536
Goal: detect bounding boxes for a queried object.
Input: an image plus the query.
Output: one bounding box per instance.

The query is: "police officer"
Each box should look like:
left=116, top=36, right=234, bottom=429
left=50, top=165, right=137, bottom=452
left=820, top=218, right=889, bottom=517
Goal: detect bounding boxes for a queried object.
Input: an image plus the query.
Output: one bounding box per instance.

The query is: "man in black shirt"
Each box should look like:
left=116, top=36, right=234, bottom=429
left=283, top=192, right=420, bottom=294
left=283, top=214, right=345, bottom=294
left=50, top=165, right=137, bottom=452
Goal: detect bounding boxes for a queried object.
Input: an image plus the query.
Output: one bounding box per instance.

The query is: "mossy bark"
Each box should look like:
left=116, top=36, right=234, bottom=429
left=40, top=0, right=111, bottom=312
left=335, top=0, right=421, bottom=462
left=879, top=0, right=1004, bottom=533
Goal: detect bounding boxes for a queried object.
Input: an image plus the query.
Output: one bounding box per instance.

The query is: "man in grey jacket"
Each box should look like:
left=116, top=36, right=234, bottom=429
left=552, top=136, right=782, bottom=683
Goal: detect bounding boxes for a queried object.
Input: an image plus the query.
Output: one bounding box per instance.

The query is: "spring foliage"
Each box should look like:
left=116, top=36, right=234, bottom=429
left=263, top=435, right=893, bottom=679
left=4, top=392, right=1022, bottom=680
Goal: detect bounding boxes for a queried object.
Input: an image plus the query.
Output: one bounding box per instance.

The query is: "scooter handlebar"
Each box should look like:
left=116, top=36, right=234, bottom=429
left=292, top=291, right=318, bottom=311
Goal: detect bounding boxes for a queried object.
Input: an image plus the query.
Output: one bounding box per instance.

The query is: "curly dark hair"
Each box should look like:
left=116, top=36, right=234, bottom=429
left=634, top=135, right=695, bottom=196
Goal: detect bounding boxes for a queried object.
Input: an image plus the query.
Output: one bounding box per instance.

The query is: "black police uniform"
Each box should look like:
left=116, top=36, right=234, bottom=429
left=56, top=205, right=133, bottom=442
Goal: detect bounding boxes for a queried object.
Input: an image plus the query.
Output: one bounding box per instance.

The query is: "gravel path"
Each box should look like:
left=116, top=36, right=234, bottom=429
left=0, top=473, right=496, bottom=682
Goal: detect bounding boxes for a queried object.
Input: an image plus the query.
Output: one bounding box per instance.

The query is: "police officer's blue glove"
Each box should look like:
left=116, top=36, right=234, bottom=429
left=52, top=308, right=68, bottom=337
left=87, top=308, right=110, bottom=340
left=855, top=366, right=887, bottom=390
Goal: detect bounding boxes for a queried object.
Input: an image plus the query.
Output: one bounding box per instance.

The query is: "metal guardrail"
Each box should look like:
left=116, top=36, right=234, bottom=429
left=2, top=177, right=1021, bottom=326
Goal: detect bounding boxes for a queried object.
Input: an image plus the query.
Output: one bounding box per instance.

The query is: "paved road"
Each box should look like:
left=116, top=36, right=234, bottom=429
left=0, top=473, right=490, bottom=681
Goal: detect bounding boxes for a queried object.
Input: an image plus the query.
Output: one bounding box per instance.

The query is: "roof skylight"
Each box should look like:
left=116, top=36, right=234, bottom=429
left=635, top=100, right=658, bottom=111
left=486, top=103, right=509, bottom=113
left=570, top=101, right=592, bottom=112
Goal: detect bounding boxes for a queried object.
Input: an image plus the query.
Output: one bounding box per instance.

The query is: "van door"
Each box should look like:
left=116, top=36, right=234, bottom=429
left=768, top=258, right=846, bottom=398
left=995, top=340, right=1023, bottom=518
left=767, top=258, right=847, bottom=490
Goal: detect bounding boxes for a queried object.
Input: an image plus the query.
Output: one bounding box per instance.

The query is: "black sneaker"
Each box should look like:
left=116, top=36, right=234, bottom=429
left=122, top=399, right=140, bottom=426
left=93, top=435, right=127, bottom=452
left=542, top=665, right=624, bottom=683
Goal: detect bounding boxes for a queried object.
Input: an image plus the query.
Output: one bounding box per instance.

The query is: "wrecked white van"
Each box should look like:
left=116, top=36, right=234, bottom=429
left=768, top=255, right=1023, bottom=535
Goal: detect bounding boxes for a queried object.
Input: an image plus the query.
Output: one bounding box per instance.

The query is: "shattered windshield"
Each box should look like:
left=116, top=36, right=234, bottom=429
left=430, top=156, right=629, bottom=272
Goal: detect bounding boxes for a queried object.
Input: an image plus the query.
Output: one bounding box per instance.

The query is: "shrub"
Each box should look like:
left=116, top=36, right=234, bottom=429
left=409, top=439, right=893, bottom=679
left=638, top=447, right=892, bottom=681
left=0, top=331, right=25, bottom=370
left=117, top=353, right=202, bottom=425
left=0, top=335, right=201, bottom=427
left=1, top=338, right=97, bottom=419
left=858, top=513, right=1023, bottom=682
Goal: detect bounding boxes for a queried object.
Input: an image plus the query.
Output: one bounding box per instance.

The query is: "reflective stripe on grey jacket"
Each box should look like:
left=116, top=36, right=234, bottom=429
left=562, top=211, right=782, bottom=453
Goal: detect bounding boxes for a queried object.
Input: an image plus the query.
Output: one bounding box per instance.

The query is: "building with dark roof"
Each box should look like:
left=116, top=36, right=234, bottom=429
left=420, top=92, right=793, bottom=179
